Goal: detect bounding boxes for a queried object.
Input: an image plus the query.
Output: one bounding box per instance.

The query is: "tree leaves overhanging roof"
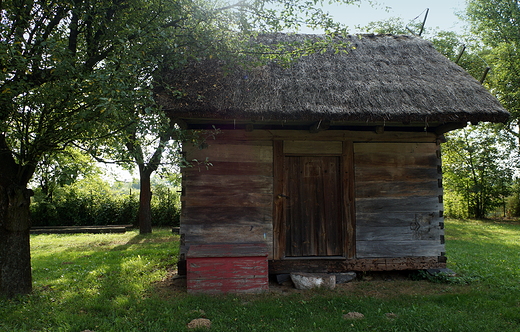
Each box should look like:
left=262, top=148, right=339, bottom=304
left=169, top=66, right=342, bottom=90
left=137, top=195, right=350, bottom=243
left=157, top=34, right=510, bottom=124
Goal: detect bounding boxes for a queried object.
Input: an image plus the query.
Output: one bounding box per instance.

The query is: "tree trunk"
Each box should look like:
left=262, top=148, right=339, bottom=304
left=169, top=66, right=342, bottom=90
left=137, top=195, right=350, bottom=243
left=138, top=166, right=153, bottom=234
left=125, top=126, right=171, bottom=235
left=0, top=185, right=33, bottom=298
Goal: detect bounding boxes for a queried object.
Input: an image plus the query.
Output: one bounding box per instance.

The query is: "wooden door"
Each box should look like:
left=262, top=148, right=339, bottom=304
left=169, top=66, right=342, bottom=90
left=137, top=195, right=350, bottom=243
left=284, top=156, right=344, bottom=257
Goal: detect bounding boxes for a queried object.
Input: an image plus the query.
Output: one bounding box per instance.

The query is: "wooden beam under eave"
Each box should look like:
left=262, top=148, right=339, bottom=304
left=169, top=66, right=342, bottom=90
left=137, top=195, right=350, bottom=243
left=309, top=119, right=331, bottom=133
left=174, top=118, right=188, bottom=130
left=434, top=122, right=466, bottom=135
left=268, top=256, right=446, bottom=273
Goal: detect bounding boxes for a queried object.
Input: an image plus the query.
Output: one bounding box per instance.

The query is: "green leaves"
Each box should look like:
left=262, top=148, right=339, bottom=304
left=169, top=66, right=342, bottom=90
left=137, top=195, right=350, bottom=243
left=2, top=0, right=368, bottom=173
left=442, top=123, right=518, bottom=218
left=464, top=0, right=520, bottom=123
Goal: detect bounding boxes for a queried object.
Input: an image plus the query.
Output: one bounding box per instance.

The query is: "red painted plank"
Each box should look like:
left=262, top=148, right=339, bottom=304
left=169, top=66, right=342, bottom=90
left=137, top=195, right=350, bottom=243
left=186, top=244, right=269, bottom=294
left=188, top=257, right=268, bottom=279
left=187, top=243, right=268, bottom=258
left=187, top=277, right=268, bottom=294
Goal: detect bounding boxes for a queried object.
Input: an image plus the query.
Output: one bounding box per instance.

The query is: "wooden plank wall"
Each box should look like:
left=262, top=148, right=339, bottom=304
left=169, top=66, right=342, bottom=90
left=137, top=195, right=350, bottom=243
left=180, top=130, right=445, bottom=269
left=180, top=138, right=274, bottom=260
left=354, top=142, right=445, bottom=258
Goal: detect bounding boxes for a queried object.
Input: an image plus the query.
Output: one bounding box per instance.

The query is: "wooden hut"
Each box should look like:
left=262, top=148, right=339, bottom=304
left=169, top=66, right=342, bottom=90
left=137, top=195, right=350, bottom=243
left=156, top=34, right=509, bottom=293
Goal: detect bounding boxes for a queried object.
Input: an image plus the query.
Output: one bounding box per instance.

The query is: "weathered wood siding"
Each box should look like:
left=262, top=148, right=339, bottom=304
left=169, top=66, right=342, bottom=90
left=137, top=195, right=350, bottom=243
left=180, top=139, right=274, bottom=260
left=180, top=129, right=445, bottom=271
left=354, top=142, right=445, bottom=258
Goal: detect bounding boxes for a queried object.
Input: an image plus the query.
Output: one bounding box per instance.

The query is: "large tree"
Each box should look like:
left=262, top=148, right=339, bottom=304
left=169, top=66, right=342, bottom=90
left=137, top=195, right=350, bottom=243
left=465, top=0, right=520, bottom=124
left=461, top=0, right=520, bottom=214
left=442, top=123, right=517, bottom=219
left=0, top=0, right=359, bottom=297
left=0, top=0, right=165, bottom=297
left=90, top=111, right=181, bottom=234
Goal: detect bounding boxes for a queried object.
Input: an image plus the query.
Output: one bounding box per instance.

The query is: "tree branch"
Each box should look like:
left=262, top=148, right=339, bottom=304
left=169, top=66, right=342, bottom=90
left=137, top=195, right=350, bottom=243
left=213, top=0, right=248, bottom=12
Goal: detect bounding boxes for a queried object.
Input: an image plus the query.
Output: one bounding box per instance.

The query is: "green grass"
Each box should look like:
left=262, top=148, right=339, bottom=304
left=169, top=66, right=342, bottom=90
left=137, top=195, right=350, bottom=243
left=1, top=221, right=519, bottom=331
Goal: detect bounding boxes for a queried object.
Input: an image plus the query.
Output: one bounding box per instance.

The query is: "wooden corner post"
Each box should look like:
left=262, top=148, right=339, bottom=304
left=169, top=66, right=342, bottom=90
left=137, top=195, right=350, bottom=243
left=342, top=141, right=356, bottom=259
left=273, top=140, right=285, bottom=260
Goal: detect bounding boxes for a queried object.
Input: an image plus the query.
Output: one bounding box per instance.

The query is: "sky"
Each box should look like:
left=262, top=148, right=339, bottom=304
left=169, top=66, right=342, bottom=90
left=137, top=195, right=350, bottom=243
left=303, top=0, right=468, bottom=34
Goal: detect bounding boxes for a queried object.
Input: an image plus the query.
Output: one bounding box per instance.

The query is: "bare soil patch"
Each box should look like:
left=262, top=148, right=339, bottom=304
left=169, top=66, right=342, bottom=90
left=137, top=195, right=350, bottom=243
left=153, top=270, right=471, bottom=299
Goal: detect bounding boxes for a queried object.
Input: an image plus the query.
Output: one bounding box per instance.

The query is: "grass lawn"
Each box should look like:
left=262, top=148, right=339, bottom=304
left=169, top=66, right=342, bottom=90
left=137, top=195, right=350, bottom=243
left=1, top=220, right=519, bottom=331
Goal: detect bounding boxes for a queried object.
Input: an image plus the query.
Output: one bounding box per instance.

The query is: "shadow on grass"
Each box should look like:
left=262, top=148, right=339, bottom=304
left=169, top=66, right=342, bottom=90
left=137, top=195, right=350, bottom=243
left=27, top=230, right=179, bottom=312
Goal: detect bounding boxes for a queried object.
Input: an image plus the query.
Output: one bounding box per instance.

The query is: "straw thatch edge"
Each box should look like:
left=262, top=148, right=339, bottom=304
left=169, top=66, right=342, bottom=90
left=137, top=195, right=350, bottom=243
left=156, top=34, right=509, bottom=125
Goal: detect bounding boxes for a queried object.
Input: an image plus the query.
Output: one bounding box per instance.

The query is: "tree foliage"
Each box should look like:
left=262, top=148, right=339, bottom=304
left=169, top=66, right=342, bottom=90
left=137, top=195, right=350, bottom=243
left=449, top=0, right=520, bottom=218
left=442, top=124, right=517, bottom=219
left=361, top=17, right=423, bottom=35
left=464, top=0, right=520, bottom=123
left=32, top=147, right=100, bottom=203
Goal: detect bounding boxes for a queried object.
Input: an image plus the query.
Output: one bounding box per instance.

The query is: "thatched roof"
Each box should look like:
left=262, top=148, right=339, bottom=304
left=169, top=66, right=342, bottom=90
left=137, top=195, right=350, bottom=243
left=156, top=34, right=509, bottom=127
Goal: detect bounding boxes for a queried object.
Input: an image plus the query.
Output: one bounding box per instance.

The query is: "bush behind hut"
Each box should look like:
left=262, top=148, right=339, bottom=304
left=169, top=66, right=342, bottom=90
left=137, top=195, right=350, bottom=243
left=30, top=176, right=180, bottom=227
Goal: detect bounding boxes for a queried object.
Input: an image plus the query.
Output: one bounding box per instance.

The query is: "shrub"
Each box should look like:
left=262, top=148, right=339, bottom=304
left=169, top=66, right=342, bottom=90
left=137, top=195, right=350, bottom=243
left=151, top=186, right=180, bottom=226
left=506, top=181, right=520, bottom=218
left=31, top=176, right=180, bottom=227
